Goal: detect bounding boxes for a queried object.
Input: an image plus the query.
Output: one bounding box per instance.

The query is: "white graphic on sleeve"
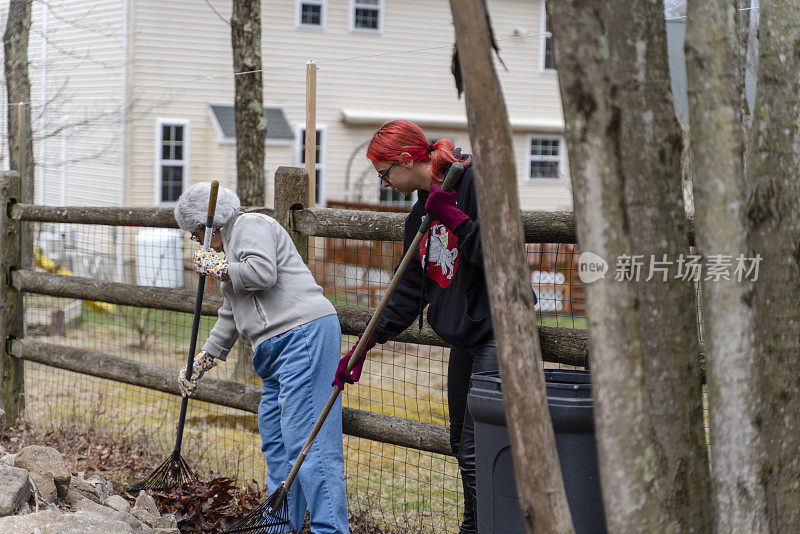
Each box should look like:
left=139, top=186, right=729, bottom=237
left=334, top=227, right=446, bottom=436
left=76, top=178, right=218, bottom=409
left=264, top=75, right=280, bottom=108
left=425, top=224, right=459, bottom=280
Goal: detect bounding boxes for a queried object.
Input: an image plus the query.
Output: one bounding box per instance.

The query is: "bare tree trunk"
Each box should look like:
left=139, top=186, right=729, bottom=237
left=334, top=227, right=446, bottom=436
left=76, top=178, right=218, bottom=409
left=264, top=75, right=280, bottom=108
left=547, top=0, right=668, bottom=529
left=601, top=2, right=712, bottom=530
left=231, top=0, right=265, bottom=379
left=685, top=1, right=769, bottom=531
left=3, top=0, right=34, bottom=202
left=449, top=2, right=574, bottom=532
left=231, top=0, right=265, bottom=207
left=747, top=0, right=800, bottom=529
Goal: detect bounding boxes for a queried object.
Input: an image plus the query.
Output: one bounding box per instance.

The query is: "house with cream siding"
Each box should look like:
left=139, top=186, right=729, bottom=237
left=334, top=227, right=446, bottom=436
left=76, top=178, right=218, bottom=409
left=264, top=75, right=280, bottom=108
left=1, top=0, right=572, bottom=213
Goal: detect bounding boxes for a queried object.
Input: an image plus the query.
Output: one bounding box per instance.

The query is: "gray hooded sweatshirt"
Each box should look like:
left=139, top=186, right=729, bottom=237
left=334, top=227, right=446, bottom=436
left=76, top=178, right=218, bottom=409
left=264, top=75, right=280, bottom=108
left=201, top=212, right=336, bottom=360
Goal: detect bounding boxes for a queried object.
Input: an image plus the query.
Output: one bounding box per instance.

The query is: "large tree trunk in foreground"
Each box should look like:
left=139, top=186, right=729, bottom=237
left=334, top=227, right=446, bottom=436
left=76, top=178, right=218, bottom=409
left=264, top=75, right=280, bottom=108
left=685, top=0, right=768, bottom=531
left=3, top=0, right=33, bottom=202
left=449, top=1, right=574, bottom=532
left=602, top=2, right=711, bottom=530
left=231, top=0, right=266, bottom=207
left=547, top=0, right=668, bottom=529
left=747, top=0, right=800, bottom=529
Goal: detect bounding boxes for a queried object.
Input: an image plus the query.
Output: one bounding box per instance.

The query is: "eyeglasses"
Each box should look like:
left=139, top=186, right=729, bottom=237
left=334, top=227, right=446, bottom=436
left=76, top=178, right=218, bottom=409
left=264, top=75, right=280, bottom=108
left=377, top=163, right=395, bottom=187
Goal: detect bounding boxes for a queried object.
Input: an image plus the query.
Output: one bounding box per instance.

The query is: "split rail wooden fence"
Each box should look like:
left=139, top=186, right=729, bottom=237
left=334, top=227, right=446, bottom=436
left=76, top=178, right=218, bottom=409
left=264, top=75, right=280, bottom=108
left=0, top=166, right=590, bottom=458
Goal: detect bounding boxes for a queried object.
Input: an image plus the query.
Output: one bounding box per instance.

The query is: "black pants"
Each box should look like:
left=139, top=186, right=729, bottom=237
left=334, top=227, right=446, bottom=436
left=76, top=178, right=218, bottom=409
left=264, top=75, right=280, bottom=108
left=448, top=339, right=498, bottom=532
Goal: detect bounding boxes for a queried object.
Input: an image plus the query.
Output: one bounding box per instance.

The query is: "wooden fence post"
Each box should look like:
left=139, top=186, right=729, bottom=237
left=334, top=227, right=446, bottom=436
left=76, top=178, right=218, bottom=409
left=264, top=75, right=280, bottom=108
left=274, top=166, right=309, bottom=263
left=0, top=171, right=25, bottom=424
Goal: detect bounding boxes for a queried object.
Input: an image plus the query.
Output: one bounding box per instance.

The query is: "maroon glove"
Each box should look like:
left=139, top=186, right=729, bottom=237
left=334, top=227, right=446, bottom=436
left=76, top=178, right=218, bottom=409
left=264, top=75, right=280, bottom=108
left=425, top=184, right=469, bottom=231
left=332, top=334, right=377, bottom=390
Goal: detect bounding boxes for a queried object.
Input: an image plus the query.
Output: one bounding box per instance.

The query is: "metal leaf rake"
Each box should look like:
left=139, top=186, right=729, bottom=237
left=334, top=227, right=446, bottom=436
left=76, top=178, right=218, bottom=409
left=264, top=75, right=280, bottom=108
left=127, top=180, right=220, bottom=494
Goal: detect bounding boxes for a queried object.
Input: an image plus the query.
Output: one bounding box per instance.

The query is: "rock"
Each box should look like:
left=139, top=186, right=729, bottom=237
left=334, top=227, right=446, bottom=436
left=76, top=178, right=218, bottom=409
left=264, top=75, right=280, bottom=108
left=0, top=453, right=16, bottom=466
left=15, top=501, right=30, bottom=515
left=67, top=475, right=106, bottom=504
left=14, top=446, right=71, bottom=486
left=86, top=475, right=114, bottom=502
left=73, top=498, right=151, bottom=533
left=153, top=529, right=180, bottom=534
left=64, top=489, right=88, bottom=507
left=133, top=490, right=160, bottom=517
left=0, top=464, right=31, bottom=516
left=131, top=508, right=158, bottom=528
left=41, top=510, right=133, bottom=533
left=104, top=495, right=131, bottom=513
left=0, top=408, right=6, bottom=432
left=30, top=471, right=58, bottom=503
left=154, top=513, right=176, bottom=529
left=0, top=508, right=64, bottom=531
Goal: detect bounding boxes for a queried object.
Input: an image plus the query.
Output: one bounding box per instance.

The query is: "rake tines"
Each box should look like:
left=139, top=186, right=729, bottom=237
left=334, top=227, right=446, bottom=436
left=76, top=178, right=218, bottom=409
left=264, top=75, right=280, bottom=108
left=126, top=452, right=197, bottom=494
left=222, top=482, right=292, bottom=533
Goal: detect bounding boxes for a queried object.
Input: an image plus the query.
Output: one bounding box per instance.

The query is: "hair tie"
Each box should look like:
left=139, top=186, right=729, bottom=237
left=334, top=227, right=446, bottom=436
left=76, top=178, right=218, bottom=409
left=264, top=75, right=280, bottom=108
left=428, top=142, right=436, bottom=153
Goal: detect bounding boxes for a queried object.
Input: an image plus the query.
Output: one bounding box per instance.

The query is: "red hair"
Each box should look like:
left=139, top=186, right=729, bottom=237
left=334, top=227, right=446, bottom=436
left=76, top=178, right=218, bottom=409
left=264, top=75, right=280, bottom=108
left=366, top=119, right=470, bottom=184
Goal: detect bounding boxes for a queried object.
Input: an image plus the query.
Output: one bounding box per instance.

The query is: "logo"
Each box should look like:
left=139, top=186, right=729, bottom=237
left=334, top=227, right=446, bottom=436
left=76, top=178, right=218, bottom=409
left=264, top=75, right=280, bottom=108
left=578, top=251, right=608, bottom=284
left=420, top=223, right=459, bottom=288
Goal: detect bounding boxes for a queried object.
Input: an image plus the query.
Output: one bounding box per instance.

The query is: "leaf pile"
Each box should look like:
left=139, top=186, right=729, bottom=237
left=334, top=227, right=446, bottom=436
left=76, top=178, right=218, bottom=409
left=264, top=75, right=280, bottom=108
left=150, top=477, right=265, bottom=533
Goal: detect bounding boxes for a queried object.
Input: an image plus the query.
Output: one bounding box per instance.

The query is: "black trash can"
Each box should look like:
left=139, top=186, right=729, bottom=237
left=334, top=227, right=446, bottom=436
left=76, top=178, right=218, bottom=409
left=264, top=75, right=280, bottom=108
left=468, top=369, right=607, bottom=534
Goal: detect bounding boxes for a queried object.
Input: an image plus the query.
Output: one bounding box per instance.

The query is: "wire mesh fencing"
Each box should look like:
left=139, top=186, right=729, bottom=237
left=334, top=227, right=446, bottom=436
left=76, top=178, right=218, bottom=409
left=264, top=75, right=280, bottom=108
left=19, top=219, right=592, bottom=532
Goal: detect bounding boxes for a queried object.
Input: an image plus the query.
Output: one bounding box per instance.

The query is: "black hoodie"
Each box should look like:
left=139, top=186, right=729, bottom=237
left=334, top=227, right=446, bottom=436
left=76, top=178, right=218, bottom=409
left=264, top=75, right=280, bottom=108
left=372, top=162, right=520, bottom=349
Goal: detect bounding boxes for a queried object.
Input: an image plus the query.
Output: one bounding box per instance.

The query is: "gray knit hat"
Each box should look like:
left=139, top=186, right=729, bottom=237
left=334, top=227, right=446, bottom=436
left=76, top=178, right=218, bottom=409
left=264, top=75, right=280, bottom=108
left=173, top=181, right=241, bottom=231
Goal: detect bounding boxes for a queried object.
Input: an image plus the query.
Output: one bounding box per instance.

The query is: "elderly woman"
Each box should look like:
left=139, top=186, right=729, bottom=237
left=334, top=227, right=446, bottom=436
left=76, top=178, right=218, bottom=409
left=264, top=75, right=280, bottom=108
left=173, top=182, right=349, bottom=534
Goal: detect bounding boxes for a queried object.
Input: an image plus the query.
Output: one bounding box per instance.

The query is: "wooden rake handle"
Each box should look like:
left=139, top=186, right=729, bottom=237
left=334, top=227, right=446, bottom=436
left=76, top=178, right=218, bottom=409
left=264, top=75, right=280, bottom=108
left=282, top=163, right=466, bottom=491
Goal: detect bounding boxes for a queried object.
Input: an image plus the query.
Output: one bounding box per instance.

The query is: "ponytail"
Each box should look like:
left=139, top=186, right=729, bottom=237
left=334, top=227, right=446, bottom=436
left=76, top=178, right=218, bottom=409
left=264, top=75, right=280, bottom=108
left=366, top=119, right=470, bottom=185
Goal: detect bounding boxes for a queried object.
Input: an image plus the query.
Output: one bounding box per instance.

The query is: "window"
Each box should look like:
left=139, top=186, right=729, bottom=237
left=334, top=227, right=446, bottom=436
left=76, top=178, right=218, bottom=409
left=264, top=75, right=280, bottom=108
left=298, top=127, right=325, bottom=205
left=527, top=136, right=562, bottom=180
left=297, top=0, right=324, bottom=28
left=350, top=0, right=382, bottom=33
left=156, top=120, right=188, bottom=203
left=542, top=5, right=555, bottom=71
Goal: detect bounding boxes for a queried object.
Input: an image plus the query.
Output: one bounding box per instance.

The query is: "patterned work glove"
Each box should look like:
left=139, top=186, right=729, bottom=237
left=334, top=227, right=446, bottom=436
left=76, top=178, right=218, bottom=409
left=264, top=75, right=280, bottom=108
left=332, top=334, right=376, bottom=390
left=425, top=184, right=469, bottom=231
left=193, top=249, right=229, bottom=281
left=178, top=351, right=217, bottom=397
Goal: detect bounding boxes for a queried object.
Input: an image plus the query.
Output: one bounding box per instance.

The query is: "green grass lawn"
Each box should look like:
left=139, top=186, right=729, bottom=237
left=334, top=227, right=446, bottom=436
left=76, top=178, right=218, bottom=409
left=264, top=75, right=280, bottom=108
left=537, top=314, right=587, bottom=330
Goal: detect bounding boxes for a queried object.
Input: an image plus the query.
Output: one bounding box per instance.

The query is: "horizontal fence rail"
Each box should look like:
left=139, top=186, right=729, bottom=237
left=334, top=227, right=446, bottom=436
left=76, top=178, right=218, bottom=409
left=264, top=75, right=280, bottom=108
left=9, top=339, right=451, bottom=456
left=10, top=204, right=274, bottom=228
left=11, top=203, right=695, bottom=245
left=13, top=270, right=590, bottom=366
left=293, top=207, right=581, bottom=243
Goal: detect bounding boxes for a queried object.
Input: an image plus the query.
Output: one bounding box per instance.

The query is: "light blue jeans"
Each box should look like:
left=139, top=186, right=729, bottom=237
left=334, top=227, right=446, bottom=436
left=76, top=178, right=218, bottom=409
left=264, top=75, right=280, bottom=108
left=252, top=314, right=349, bottom=534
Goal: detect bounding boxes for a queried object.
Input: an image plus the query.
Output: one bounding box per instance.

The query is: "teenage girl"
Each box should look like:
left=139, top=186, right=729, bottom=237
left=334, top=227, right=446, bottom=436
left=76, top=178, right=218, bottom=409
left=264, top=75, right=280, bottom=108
left=332, top=119, right=528, bottom=533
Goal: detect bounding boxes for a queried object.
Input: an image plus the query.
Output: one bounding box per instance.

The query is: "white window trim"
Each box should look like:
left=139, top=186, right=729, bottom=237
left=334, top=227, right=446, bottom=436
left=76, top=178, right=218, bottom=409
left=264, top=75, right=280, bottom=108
left=296, top=124, right=327, bottom=206
left=296, top=0, right=326, bottom=30
left=525, top=134, right=565, bottom=183
left=154, top=118, right=190, bottom=205
left=207, top=103, right=235, bottom=145
left=349, top=0, right=383, bottom=34
left=539, top=2, right=556, bottom=74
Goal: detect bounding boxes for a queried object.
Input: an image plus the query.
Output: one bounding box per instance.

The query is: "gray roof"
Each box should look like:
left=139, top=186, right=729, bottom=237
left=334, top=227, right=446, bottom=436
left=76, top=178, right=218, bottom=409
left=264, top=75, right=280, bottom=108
left=666, top=19, right=757, bottom=123
left=209, top=104, right=295, bottom=141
